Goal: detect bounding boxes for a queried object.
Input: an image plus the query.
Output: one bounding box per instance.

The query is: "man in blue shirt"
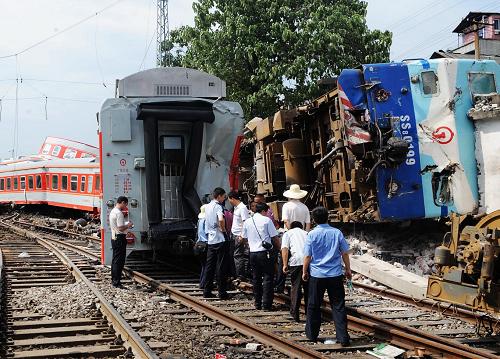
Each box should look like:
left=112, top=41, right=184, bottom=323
left=302, top=206, right=351, bottom=346
left=203, top=187, right=230, bottom=299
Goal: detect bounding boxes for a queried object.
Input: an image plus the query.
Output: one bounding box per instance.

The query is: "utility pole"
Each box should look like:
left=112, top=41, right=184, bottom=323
left=472, top=20, right=481, bottom=60
left=157, top=0, right=170, bottom=67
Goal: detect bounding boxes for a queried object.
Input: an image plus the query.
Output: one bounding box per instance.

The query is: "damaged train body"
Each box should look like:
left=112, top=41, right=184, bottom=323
left=236, top=58, right=500, bottom=312
left=100, top=67, right=244, bottom=265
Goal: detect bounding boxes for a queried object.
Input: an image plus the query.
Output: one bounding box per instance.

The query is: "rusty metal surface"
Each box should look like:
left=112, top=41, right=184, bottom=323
left=428, top=211, right=500, bottom=314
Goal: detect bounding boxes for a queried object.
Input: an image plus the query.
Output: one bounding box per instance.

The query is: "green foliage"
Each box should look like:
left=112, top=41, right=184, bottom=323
left=169, top=0, right=392, bottom=119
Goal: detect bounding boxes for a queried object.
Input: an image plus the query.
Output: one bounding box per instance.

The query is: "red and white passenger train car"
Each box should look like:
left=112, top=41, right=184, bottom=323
left=0, top=137, right=101, bottom=213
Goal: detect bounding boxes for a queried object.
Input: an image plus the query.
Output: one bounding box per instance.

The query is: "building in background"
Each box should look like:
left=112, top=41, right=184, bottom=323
left=431, top=11, right=500, bottom=62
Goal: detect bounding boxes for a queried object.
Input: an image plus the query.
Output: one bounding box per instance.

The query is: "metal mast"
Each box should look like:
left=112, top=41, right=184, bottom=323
left=156, top=0, right=170, bottom=67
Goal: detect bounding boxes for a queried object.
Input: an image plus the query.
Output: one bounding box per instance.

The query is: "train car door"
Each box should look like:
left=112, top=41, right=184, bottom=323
left=159, top=133, right=187, bottom=220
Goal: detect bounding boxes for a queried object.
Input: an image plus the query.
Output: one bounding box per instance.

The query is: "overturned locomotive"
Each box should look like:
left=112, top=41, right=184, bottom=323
left=235, top=58, right=500, bottom=313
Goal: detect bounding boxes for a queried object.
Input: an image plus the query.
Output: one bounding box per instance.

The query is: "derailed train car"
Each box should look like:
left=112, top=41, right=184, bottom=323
left=235, top=58, right=500, bottom=312
left=99, top=68, right=244, bottom=265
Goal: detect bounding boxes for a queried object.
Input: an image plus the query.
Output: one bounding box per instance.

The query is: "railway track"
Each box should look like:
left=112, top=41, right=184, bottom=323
left=4, top=214, right=500, bottom=358
left=0, top=226, right=157, bottom=358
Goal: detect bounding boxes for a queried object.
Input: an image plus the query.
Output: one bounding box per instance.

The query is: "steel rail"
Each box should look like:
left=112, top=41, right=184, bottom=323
left=352, top=281, right=487, bottom=326
left=14, top=219, right=100, bottom=244
left=5, top=218, right=495, bottom=358
left=33, top=235, right=100, bottom=262
left=265, top=291, right=496, bottom=359
left=0, top=221, right=158, bottom=359
left=122, top=268, right=328, bottom=359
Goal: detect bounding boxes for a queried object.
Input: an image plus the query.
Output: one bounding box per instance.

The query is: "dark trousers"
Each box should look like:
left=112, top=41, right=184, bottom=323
left=306, top=275, right=349, bottom=343
left=274, top=252, right=286, bottom=292
left=199, top=250, right=208, bottom=289
left=233, top=235, right=250, bottom=279
left=250, top=251, right=274, bottom=309
left=204, top=242, right=229, bottom=297
left=289, top=265, right=308, bottom=321
left=111, top=235, right=127, bottom=286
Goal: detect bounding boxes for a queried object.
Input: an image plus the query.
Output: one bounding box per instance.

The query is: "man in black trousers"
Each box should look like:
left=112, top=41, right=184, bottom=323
left=109, top=196, right=133, bottom=288
left=241, top=203, right=279, bottom=310
left=302, top=206, right=351, bottom=346
left=203, top=187, right=230, bottom=299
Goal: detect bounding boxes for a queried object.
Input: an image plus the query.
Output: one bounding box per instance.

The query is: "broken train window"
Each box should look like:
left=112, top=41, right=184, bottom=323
left=468, top=72, right=496, bottom=95
left=421, top=71, right=439, bottom=95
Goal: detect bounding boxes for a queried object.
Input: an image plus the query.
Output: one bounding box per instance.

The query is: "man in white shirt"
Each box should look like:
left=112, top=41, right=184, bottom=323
left=228, top=191, right=250, bottom=280
left=282, top=184, right=311, bottom=231
left=281, top=221, right=308, bottom=322
left=109, top=196, right=133, bottom=288
left=203, top=187, right=230, bottom=299
left=241, top=203, right=279, bottom=310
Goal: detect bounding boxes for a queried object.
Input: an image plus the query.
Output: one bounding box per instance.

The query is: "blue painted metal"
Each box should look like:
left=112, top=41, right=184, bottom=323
left=362, top=63, right=425, bottom=220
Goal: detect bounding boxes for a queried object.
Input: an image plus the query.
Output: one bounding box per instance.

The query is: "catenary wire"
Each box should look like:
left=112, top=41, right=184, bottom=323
left=0, top=0, right=125, bottom=60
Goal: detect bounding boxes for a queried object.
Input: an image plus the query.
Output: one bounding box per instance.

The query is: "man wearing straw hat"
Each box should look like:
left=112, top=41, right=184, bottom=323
left=282, top=184, right=311, bottom=231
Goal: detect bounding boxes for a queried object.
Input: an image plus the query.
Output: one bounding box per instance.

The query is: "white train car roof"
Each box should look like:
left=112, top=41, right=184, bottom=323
left=38, top=136, right=98, bottom=159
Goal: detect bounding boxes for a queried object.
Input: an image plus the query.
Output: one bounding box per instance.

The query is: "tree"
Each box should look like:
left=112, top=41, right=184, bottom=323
left=170, top=0, right=392, bottom=119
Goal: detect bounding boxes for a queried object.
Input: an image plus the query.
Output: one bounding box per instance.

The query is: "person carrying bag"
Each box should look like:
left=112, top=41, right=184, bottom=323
left=241, top=202, right=279, bottom=310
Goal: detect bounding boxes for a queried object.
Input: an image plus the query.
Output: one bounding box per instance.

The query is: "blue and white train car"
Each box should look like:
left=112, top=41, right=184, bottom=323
left=337, top=58, right=499, bottom=221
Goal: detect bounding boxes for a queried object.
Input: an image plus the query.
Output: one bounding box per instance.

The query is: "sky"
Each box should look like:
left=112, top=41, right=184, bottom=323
left=0, top=0, right=498, bottom=159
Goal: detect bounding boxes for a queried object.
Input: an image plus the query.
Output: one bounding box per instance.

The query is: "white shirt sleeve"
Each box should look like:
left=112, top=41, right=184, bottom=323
left=266, top=219, right=279, bottom=238
left=305, top=206, right=311, bottom=224
left=281, top=232, right=290, bottom=249
left=216, top=205, right=223, bottom=220
left=240, top=204, right=250, bottom=221
left=281, top=203, right=289, bottom=221
left=116, top=211, right=125, bottom=228
left=241, top=220, right=248, bottom=239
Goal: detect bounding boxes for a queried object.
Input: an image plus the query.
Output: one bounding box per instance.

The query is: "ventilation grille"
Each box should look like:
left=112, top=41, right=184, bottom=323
left=155, top=84, right=190, bottom=96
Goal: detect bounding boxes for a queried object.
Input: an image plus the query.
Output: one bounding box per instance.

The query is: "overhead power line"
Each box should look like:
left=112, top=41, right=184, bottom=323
left=0, top=0, right=125, bottom=60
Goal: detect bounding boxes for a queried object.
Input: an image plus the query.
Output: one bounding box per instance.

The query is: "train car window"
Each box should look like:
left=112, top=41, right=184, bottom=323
left=80, top=176, right=86, bottom=192
left=87, top=176, right=93, bottom=193
left=0, top=178, right=4, bottom=191
left=70, top=175, right=78, bottom=191
left=63, top=149, right=77, bottom=159
left=28, top=176, right=34, bottom=190
left=421, top=71, right=439, bottom=95
left=13, top=177, right=18, bottom=190
left=42, top=143, right=51, bottom=155
left=469, top=72, right=496, bottom=94
left=95, top=175, right=101, bottom=191
left=20, top=176, right=26, bottom=190
left=6, top=178, right=11, bottom=190
left=52, top=175, right=59, bottom=190
left=36, top=175, right=42, bottom=189
left=62, top=175, right=68, bottom=191
left=52, top=145, right=62, bottom=157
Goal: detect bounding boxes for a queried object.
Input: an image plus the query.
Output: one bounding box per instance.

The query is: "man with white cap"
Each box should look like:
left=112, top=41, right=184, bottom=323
left=282, top=184, right=311, bottom=231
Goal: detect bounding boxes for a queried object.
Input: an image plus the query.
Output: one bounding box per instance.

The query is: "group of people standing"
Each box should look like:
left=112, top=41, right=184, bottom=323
left=195, top=185, right=352, bottom=345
